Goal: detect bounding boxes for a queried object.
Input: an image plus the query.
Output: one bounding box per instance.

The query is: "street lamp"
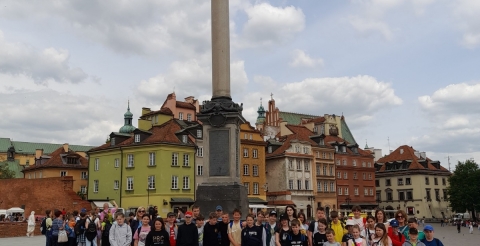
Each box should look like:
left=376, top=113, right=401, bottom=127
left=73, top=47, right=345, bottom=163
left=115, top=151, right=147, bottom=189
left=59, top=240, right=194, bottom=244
left=345, top=196, right=352, bottom=216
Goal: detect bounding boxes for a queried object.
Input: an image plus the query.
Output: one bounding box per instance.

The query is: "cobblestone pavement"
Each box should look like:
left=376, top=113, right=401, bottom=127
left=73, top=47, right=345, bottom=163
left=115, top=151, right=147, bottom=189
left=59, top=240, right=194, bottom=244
left=0, top=224, right=478, bottom=245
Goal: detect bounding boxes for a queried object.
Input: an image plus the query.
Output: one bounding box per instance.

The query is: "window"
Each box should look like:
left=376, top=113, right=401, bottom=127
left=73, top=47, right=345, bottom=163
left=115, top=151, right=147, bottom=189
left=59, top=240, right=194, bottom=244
left=295, top=146, right=300, bottom=153
left=94, top=158, right=99, bottom=171
left=443, top=189, right=448, bottom=201
left=425, top=177, right=429, bottom=185
left=183, top=154, right=189, bottom=166
left=370, top=188, right=373, bottom=196
left=172, top=153, right=178, bottom=166
left=304, top=160, right=310, bottom=171
left=148, top=176, right=156, bottom=189
left=442, top=178, right=446, bottom=186
left=316, top=151, right=320, bottom=158
left=303, top=147, right=308, bottom=154
left=288, top=180, right=294, bottom=190
left=297, top=180, right=302, bottom=190
left=80, top=186, right=86, bottom=194
left=253, top=165, right=259, bottom=176
left=244, top=182, right=250, bottom=194
left=406, top=178, right=411, bottom=185
left=197, top=165, right=203, bottom=176
left=179, top=112, right=184, bottom=120
left=353, top=172, right=357, bottom=179
left=399, top=191, right=405, bottom=201
left=60, top=171, right=67, bottom=177
left=336, top=159, right=340, bottom=165
left=253, top=183, right=259, bottom=194
left=376, top=191, right=381, bottom=202
left=364, top=188, right=368, bottom=195
left=362, top=161, right=366, bottom=167
left=305, top=180, right=310, bottom=190
left=343, top=172, right=348, bottom=179
left=252, top=149, right=258, bottom=158
left=387, top=190, right=393, bottom=201
left=243, top=164, right=249, bottom=175
left=268, top=146, right=272, bottom=153
left=407, top=191, right=413, bottom=200
left=329, top=153, right=333, bottom=159
left=353, top=160, right=357, bottom=166
left=171, top=176, right=178, bottom=189
left=330, top=182, right=334, bottom=192
left=93, top=180, right=99, bottom=193
left=183, top=176, right=190, bottom=189
left=426, top=189, right=431, bottom=200
left=127, top=177, right=133, bottom=190
left=386, top=179, right=391, bottom=186
left=354, top=187, right=359, bottom=195
left=434, top=178, right=438, bottom=185
left=317, top=181, right=322, bottom=191
left=316, top=164, right=321, bottom=175
left=288, top=159, right=294, bottom=170
left=197, top=130, right=202, bottom=138
left=313, top=126, right=318, bottom=133
left=66, top=157, right=78, bottom=164
left=81, top=172, right=88, bottom=179
left=343, top=160, right=347, bottom=166
left=363, top=173, right=366, bottom=180
left=249, top=134, right=253, bottom=140
left=345, top=188, right=349, bottom=195
left=329, top=166, right=333, bottom=176
left=338, top=187, right=342, bottom=195
left=323, top=165, right=327, bottom=175
left=196, top=147, right=203, bottom=157
left=111, top=137, right=115, bottom=146
left=375, top=180, right=379, bottom=187
left=337, top=172, right=341, bottom=178
left=149, top=152, right=156, bottom=166
left=367, top=162, right=372, bottom=167
left=182, top=135, right=188, bottom=143
left=114, top=180, right=119, bottom=190
left=135, top=134, right=140, bottom=143
left=322, top=152, right=326, bottom=159
left=243, top=148, right=249, bottom=157
left=398, top=178, right=403, bottom=185
left=368, top=173, right=372, bottom=180
left=297, top=160, right=302, bottom=170
left=244, top=133, right=247, bottom=139
left=127, top=154, right=134, bottom=168
left=187, top=113, right=192, bottom=121
left=324, top=181, right=328, bottom=192
left=114, top=158, right=119, bottom=168
left=435, top=189, right=440, bottom=201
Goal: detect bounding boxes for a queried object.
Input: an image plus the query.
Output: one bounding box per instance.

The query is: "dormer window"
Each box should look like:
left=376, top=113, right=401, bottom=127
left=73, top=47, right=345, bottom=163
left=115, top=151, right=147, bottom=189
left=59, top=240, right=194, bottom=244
left=111, top=137, right=115, bottom=146
left=342, top=146, right=346, bottom=152
left=134, top=134, right=140, bottom=143
left=319, top=138, right=324, bottom=145
left=67, top=157, right=78, bottom=164
left=313, top=126, right=318, bottom=133
left=182, top=135, right=188, bottom=143
left=197, top=130, right=202, bottom=138
left=295, top=146, right=300, bottom=153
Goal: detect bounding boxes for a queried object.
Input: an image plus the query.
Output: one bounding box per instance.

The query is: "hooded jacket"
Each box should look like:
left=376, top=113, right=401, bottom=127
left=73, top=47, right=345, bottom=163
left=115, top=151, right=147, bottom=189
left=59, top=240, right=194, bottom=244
left=109, top=222, right=132, bottom=246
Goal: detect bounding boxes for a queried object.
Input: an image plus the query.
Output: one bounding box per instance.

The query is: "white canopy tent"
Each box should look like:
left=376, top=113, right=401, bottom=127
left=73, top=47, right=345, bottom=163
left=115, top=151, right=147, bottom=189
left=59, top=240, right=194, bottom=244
left=6, top=207, right=24, bottom=214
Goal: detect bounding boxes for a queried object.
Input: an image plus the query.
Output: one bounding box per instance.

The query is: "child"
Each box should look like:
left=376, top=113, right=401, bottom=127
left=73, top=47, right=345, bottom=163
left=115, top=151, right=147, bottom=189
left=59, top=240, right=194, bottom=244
left=287, top=219, right=307, bottom=246
left=362, top=216, right=375, bottom=242
left=324, top=229, right=341, bottom=246
left=228, top=208, right=243, bottom=246
left=109, top=213, right=132, bottom=246
left=341, top=220, right=355, bottom=246
left=346, top=225, right=366, bottom=246
left=204, top=212, right=220, bottom=246
left=145, top=218, right=170, bottom=246
left=196, top=214, right=205, bottom=246
left=134, top=214, right=152, bottom=246
left=371, top=224, right=392, bottom=246
left=403, top=218, right=424, bottom=241
left=387, top=220, right=405, bottom=246
left=241, top=214, right=265, bottom=246
left=313, top=218, right=328, bottom=245
left=65, top=215, right=76, bottom=246
left=401, top=228, right=425, bottom=246
left=276, top=214, right=291, bottom=246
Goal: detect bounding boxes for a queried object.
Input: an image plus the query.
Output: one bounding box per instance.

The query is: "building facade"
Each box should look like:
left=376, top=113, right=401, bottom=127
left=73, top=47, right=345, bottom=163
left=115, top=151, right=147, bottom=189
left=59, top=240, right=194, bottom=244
left=375, top=145, right=451, bottom=219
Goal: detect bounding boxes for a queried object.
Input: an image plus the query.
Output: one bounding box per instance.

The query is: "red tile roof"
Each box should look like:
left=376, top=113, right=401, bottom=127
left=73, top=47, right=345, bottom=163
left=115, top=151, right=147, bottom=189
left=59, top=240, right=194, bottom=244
left=376, top=145, right=449, bottom=172
left=176, top=101, right=196, bottom=110
left=140, top=108, right=174, bottom=118
left=23, top=147, right=88, bottom=171
left=324, top=135, right=372, bottom=157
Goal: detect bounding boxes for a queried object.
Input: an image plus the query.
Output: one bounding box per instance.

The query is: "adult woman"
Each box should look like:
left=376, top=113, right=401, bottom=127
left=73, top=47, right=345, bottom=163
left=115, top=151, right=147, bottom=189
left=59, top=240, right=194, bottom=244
left=134, top=214, right=151, bottom=246
left=371, top=224, right=392, bottom=246
left=145, top=218, right=169, bottom=246
left=375, top=209, right=389, bottom=229
left=296, top=212, right=309, bottom=231
left=26, top=211, right=35, bottom=237
left=130, top=206, right=147, bottom=245
left=285, top=205, right=297, bottom=222
left=394, top=210, right=408, bottom=235
left=51, top=210, right=66, bottom=246
left=109, top=213, right=132, bottom=246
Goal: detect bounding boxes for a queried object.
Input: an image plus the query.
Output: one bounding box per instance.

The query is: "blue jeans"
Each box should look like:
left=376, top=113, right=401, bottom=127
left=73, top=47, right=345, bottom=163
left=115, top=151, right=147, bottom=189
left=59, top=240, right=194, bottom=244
left=86, top=237, right=97, bottom=246
left=46, top=231, right=52, bottom=246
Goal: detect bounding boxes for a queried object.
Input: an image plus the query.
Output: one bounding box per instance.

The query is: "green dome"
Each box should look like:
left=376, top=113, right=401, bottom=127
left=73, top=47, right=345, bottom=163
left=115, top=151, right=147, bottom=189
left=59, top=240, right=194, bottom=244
left=119, top=125, right=136, bottom=133
left=124, top=110, right=133, bottom=118
left=119, top=100, right=136, bottom=133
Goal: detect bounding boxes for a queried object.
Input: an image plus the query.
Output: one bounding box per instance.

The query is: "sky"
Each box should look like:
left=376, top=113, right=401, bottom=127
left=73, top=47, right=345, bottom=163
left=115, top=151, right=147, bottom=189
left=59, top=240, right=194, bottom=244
left=1, top=0, right=479, bottom=170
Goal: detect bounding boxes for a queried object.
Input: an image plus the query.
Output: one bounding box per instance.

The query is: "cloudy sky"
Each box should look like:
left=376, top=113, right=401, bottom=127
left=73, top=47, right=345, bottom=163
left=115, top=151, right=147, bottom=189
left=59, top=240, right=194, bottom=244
left=1, top=0, right=479, bottom=169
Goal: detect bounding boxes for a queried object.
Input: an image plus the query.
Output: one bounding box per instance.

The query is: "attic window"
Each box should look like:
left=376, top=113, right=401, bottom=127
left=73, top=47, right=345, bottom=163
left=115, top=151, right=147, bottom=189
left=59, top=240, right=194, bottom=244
left=268, top=146, right=272, bottom=153
left=134, top=134, right=140, bottom=143
left=197, top=130, right=202, bottom=138
left=182, top=135, right=188, bottom=143
left=67, top=157, right=78, bottom=164
left=319, top=138, right=324, bottom=145
left=313, top=126, right=318, bottom=133
left=111, top=137, right=115, bottom=146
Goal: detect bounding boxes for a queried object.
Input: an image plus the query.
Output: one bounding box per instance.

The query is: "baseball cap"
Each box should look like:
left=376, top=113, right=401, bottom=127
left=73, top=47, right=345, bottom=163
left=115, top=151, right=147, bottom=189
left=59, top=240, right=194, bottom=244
left=269, top=211, right=277, bottom=217
left=390, top=219, right=399, bottom=227
left=80, top=208, right=87, bottom=213
left=424, top=225, right=434, bottom=231
left=185, top=211, right=193, bottom=217
left=216, top=205, right=223, bottom=211
left=280, top=214, right=289, bottom=221
left=346, top=220, right=355, bottom=226
left=409, top=228, right=418, bottom=235
left=167, top=212, right=176, bottom=217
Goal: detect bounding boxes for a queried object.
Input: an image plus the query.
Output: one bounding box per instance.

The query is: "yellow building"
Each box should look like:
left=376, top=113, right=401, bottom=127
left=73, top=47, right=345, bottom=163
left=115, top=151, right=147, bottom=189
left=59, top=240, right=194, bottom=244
left=22, top=144, right=89, bottom=195
left=240, top=123, right=267, bottom=205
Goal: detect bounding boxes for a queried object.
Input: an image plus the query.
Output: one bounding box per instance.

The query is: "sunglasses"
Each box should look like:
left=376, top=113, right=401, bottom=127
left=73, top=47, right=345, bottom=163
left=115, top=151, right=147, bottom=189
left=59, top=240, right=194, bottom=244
left=138, top=210, right=145, bottom=213
left=396, top=215, right=403, bottom=218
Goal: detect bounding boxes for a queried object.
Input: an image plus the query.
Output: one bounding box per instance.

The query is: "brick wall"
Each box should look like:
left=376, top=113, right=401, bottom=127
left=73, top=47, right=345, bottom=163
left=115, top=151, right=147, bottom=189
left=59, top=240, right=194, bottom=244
left=0, top=222, right=41, bottom=238
left=0, top=176, right=91, bottom=218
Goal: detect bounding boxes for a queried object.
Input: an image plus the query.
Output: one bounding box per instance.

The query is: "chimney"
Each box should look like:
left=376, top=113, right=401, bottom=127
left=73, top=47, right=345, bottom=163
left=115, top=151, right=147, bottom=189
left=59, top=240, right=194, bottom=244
left=185, top=96, right=195, bottom=104
left=400, top=149, right=404, bottom=154
left=63, top=143, right=69, bottom=152
left=414, top=151, right=420, bottom=158
left=420, top=152, right=426, bottom=159
left=35, top=149, right=44, bottom=159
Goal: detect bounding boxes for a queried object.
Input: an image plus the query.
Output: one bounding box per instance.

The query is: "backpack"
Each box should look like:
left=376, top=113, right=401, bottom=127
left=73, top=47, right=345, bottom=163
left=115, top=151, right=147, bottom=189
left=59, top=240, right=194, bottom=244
left=287, top=233, right=306, bottom=242
left=85, top=217, right=98, bottom=241
left=40, top=218, right=47, bottom=235
left=103, top=222, right=112, bottom=238
left=75, top=218, right=86, bottom=236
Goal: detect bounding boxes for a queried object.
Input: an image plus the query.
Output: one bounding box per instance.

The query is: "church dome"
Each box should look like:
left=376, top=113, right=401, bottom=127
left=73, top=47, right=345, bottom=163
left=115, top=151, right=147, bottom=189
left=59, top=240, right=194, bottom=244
left=119, top=124, right=136, bottom=134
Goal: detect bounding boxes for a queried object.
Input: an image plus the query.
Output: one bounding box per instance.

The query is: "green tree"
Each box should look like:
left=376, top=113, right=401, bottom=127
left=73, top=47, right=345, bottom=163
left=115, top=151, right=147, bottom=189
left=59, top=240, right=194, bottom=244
left=447, top=159, right=480, bottom=220
left=0, top=164, right=15, bottom=179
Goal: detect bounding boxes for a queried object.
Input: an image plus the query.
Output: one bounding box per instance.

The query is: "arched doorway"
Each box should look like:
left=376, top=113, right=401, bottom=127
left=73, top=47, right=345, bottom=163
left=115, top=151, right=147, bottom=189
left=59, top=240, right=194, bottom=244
left=307, top=205, right=312, bottom=219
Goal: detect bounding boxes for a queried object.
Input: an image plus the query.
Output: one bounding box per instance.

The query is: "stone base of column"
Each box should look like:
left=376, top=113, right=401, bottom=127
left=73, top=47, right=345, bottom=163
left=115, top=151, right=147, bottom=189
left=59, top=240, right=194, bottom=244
left=195, top=183, right=249, bottom=216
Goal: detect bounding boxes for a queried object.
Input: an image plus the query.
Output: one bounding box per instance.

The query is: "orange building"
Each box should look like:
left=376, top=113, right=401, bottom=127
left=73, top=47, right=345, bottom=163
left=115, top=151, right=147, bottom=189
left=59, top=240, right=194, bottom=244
left=22, top=143, right=89, bottom=196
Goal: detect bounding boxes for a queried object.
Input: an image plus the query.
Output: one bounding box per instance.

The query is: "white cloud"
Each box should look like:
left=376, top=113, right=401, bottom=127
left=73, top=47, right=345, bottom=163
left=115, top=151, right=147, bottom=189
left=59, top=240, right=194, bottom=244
left=0, top=30, right=89, bottom=84
left=289, top=49, right=324, bottom=68
left=453, top=0, right=480, bottom=49
left=238, top=3, right=305, bottom=48
left=349, top=17, right=394, bottom=41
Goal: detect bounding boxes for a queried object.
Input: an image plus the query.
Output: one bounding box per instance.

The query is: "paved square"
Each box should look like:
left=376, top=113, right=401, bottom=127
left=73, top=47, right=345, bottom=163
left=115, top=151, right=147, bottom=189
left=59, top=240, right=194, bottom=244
left=0, top=224, right=478, bottom=245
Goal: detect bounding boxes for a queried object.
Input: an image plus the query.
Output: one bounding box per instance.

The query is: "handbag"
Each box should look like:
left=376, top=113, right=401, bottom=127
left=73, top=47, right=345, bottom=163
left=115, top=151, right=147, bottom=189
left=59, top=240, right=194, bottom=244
left=58, top=230, right=68, bottom=243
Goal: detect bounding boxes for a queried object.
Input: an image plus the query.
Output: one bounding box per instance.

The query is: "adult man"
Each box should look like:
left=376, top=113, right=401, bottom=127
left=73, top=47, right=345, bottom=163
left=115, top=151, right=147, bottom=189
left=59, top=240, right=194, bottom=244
left=166, top=212, right=178, bottom=246
left=329, top=211, right=347, bottom=243
left=264, top=211, right=278, bottom=246
left=350, top=206, right=365, bottom=232
left=421, top=225, right=444, bottom=246
left=308, top=207, right=327, bottom=246
left=216, top=205, right=223, bottom=221
left=177, top=211, right=199, bottom=246
left=100, top=201, right=118, bottom=223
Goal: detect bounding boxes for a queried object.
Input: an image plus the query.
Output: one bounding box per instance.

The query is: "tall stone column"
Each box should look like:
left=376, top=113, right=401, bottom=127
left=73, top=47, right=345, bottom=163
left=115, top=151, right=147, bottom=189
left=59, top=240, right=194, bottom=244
left=195, top=0, right=249, bottom=216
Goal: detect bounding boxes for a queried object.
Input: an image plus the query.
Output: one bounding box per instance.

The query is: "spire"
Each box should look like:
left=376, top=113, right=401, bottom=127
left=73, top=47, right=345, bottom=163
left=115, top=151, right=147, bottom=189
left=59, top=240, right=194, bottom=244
left=256, top=98, right=266, bottom=125
left=365, top=139, right=369, bottom=149
left=119, top=101, right=136, bottom=133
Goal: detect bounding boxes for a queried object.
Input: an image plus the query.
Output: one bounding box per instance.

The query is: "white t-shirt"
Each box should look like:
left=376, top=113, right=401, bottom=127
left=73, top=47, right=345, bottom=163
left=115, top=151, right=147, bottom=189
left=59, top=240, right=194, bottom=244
left=352, top=217, right=365, bottom=232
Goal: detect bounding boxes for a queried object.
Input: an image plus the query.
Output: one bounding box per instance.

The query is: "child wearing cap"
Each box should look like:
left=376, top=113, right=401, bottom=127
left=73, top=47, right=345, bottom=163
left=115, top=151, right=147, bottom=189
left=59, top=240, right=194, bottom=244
left=276, top=214, right=291, bottom=246
left=401, top=228, right=425, bottom=246
left=176, top=211, right=198, bottom=246
left=387, top=219, right=405, bottom=246
left=265, top=211, right=278, bottom=246
left=420, top=225, right=444, bottom=246
left=341, top=220, right=355, bottom=245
